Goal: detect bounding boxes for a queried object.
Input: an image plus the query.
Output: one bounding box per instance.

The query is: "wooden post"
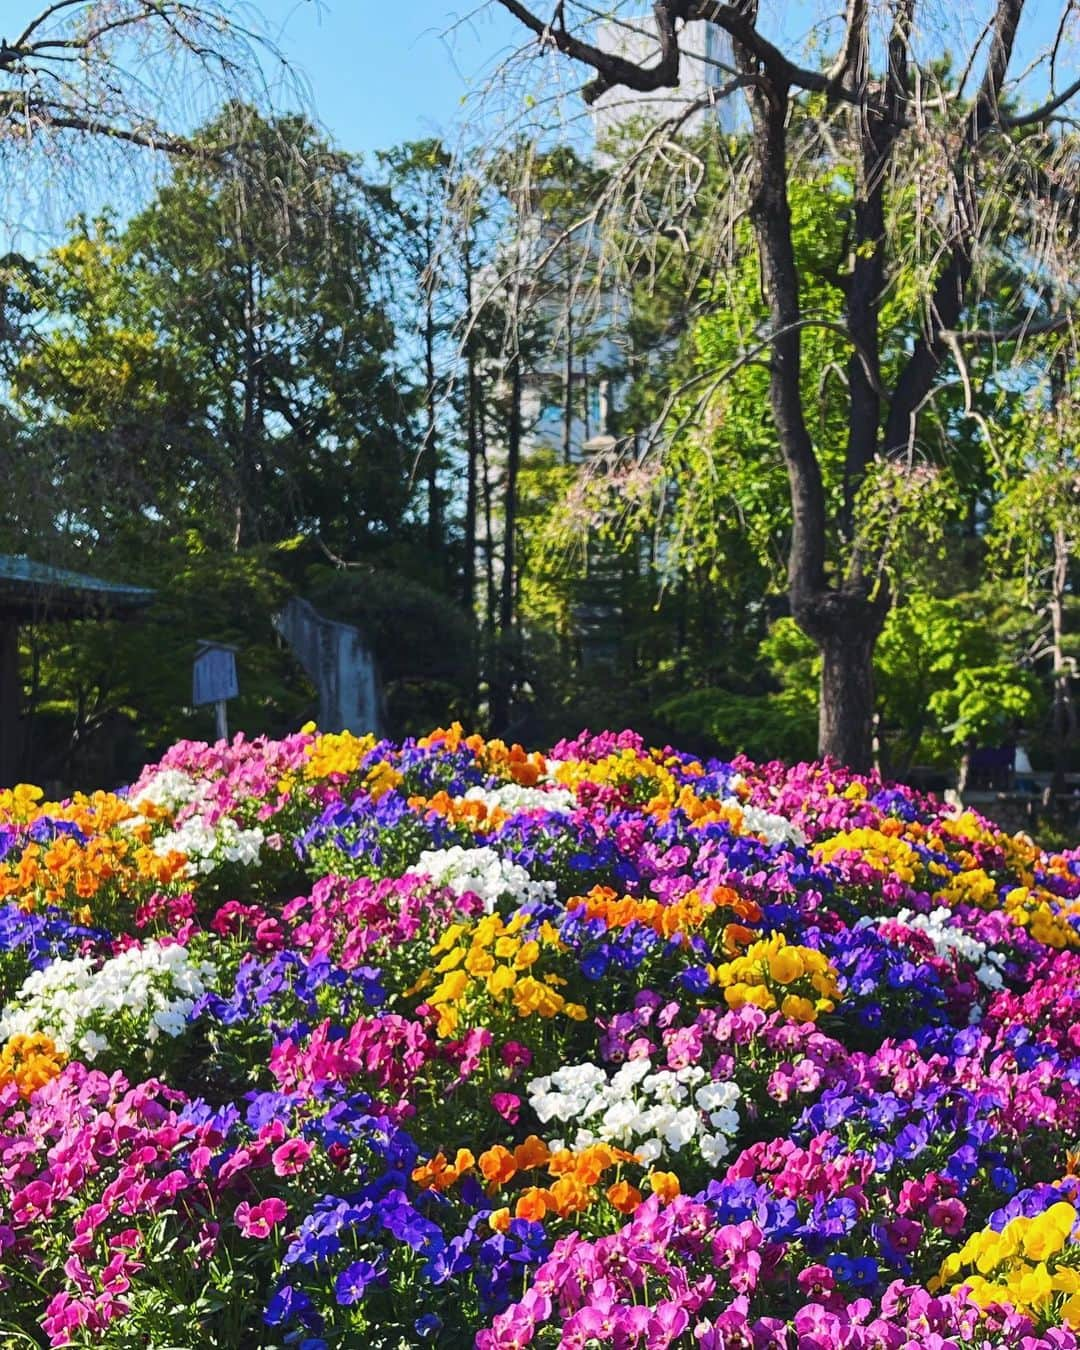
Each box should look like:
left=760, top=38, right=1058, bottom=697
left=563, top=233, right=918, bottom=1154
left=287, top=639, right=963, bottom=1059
left=0, top=620, right=20, bottom=786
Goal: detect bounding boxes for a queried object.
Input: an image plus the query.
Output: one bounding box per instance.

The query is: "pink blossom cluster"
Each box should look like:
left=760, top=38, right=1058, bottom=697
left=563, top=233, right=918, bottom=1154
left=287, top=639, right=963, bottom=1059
left=480, top=1191, right=1080, bottom=1350
left=281, top=873, right=475, bottom=970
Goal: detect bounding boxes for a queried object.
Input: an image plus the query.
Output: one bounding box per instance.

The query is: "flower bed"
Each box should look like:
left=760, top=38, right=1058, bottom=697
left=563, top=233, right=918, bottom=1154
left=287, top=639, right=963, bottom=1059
left=1, top=724, right=1080, bottom=1346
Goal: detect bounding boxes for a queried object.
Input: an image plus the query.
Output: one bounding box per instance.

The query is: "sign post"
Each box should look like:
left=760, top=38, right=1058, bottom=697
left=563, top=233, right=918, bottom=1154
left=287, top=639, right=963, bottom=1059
left=192, top=641, right=239, bottom=741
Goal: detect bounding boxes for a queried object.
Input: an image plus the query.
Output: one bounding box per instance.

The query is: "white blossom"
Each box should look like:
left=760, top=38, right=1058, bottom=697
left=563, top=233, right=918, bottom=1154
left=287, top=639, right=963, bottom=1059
left=461, top=784, right=576, bottom=816
left=132, top=768, right=205, bottom=812
left=525, top=1056, right=740, bottom=1165
left=887, top=906, right=1007, bottom=990
left=152, top=815, right=265, bottom=877
left=722, top=798, right=806, bottom=849
left=415, top=845, right=554, bottom=914
left=0, top=941, right=217, bottom=1063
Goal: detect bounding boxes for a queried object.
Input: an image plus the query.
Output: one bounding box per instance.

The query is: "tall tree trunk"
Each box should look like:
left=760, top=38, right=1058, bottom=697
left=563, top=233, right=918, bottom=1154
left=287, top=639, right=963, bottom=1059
left=423, top=292, right=440, bottom=557
left=463, top=241, right=479, bottom=615
left=0, top=620, right=19, bottom=787
left=1050, top=524, right=1076, bottom=796
left=480, top=396, right=497, bottom=633
left=491, top=354, right=522, bottom=732
left=563, top=305, right=574, bottom=466
left=236, top=252, right=260, bottom=551
left=818, top=624, right=878, bottom=772
left=501, top=354, right=522, bottom=635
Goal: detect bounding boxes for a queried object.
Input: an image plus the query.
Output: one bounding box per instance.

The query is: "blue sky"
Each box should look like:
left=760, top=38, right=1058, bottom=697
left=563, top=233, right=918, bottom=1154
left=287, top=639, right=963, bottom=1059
left=3, top=2, right=1072, bottom=163
left=1, top=0, right=1073, bottom=245
left=254, top=2, right=1073, bottom=158
left=257, top=1, right=520, bottom=159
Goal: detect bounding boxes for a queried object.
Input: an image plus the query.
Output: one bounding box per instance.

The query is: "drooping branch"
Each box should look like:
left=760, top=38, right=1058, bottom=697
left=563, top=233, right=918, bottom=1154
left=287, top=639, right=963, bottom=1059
left=493, top=0, right=875, bottom=110
left=883, top=0, right=1026, bottom=456
left=841, top=0, right=914, bottom=528
left=1004, top=73, right=1080, bottom=128
left=0, top=2, right=285, bottom=175
left=494, top=0, right=683, bottom=101
left=825, top=0, right=869, bottom=94
left=12, top=103, right=203, bottom=155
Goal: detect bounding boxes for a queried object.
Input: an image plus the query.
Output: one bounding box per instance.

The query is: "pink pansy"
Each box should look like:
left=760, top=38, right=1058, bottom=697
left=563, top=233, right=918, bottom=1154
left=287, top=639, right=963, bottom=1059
left=271, top=1138, right=313, bottom=1176
left=491, top=1093, right=521, bottom=1125
left=234, top=1197, right=288, bottom=1239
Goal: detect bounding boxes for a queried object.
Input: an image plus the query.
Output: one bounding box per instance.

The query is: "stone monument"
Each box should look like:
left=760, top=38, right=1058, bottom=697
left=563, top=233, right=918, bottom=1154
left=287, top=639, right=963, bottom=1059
left=273, top=596, right=383, bottom=737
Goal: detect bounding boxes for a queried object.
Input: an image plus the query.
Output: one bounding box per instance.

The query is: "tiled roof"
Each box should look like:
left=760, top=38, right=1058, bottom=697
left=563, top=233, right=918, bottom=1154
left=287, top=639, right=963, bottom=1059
left=0, top=556, right=155, bottom=621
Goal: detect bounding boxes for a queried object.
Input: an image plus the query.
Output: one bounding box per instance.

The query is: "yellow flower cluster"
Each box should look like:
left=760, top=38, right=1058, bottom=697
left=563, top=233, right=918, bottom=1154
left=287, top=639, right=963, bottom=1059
left=302, top=731, right=377, bottom=781
left=416, top=912, right=586, bottom=1038
left=0, top=784, right=47, bottom=824
left=0, top=1033, right=66, bottom=1098
left=815, top=813, right=1079, bottom=954
left=935, top=867, right=999, bottom=910
left=935, top=864, right=1080, bottom=951
left=936, top=1201, right=1080, bottom=1327
left=709, top=932, right=842, bottom=1023
left=1002, top=886, right=1080, bottom=951
left=813, top=828, right=927, bottom=884
left=938, top=811, right=1039, bottom=880
left=551, top=749, right=681, bottom=809
left=296, top=731, right=402, bottom=802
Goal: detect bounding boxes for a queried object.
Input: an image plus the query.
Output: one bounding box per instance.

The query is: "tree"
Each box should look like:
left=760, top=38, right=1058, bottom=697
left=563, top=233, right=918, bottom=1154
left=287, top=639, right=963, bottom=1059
left=16, top=109, right=414, bottom=558
left=3, top=110, right=428, bottom=780
left=375, top=141, right=457, bottom=564
left=491, top=0, right=1080, bottom=768
left=988, top=370, right=1080, bottom=793
left=0, top=3, right=278, bottom=166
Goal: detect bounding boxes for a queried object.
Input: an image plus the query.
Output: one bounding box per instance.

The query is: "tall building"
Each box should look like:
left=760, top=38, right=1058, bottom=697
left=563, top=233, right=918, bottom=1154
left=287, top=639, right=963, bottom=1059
left=520, top=18, right=740, bottom=465
left=590, top=18, right=741, bottom=146
left=486, top=17, right=741, bottom=666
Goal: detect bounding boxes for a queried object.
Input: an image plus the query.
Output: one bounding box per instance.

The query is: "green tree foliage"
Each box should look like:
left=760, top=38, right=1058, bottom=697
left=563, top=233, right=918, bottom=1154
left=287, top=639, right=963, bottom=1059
left=22, top=544, right=306, bottom=790
left=15, top=107, right=414, bottom=558
left=1, top=109, right=447, bottom=782
left=659, top=603, right=1041, bottom=773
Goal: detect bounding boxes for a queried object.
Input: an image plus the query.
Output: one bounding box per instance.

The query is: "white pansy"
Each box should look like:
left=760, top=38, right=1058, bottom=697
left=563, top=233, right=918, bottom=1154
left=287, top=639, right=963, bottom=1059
left=887, top=906, right=1007, bottom=990
left=526, top=1056, right=740, bottom=1165
left=461, top=784, right=576, bottom=816
left=79, top=1030, right=110, bottom=1060
left=721, top=797, right=806, bottom=849
left=132, top=768, right=205, bottom=811
left=696, top=1080, right=740, bottom=1112
left=662, top=1107, right=700, bottom=1150
left=700, top=1133, right=731, bottom=1166
left=152, top=815, right=265, bottom=876
left=415, top=845, right=555, bottom=914
left=710, top=1107, right=741, bottom=1134
left=0, top=940, right=217, bottom=1063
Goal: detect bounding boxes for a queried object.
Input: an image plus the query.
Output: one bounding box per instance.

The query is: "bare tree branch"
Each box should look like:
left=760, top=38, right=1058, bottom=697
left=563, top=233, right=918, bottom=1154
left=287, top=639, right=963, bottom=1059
left=1004, top=73, right=1080, bottom=128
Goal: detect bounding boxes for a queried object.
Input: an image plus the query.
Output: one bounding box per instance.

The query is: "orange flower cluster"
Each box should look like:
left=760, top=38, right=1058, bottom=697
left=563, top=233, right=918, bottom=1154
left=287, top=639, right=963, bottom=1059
left=407, top=791, right=511, bottom=833
left=0, top=789, right=188, bottom=920
left=412, top=1134, right=664, bottom=1226
left=418, top=725, right=546, bottom=787
left=0, top=832, right=184, bottom=919
left=567, top=884, right=760, bottom=944
left=0, top=1033, right=66, bottom=1097
left=648, top=783, right=748, bottom=830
